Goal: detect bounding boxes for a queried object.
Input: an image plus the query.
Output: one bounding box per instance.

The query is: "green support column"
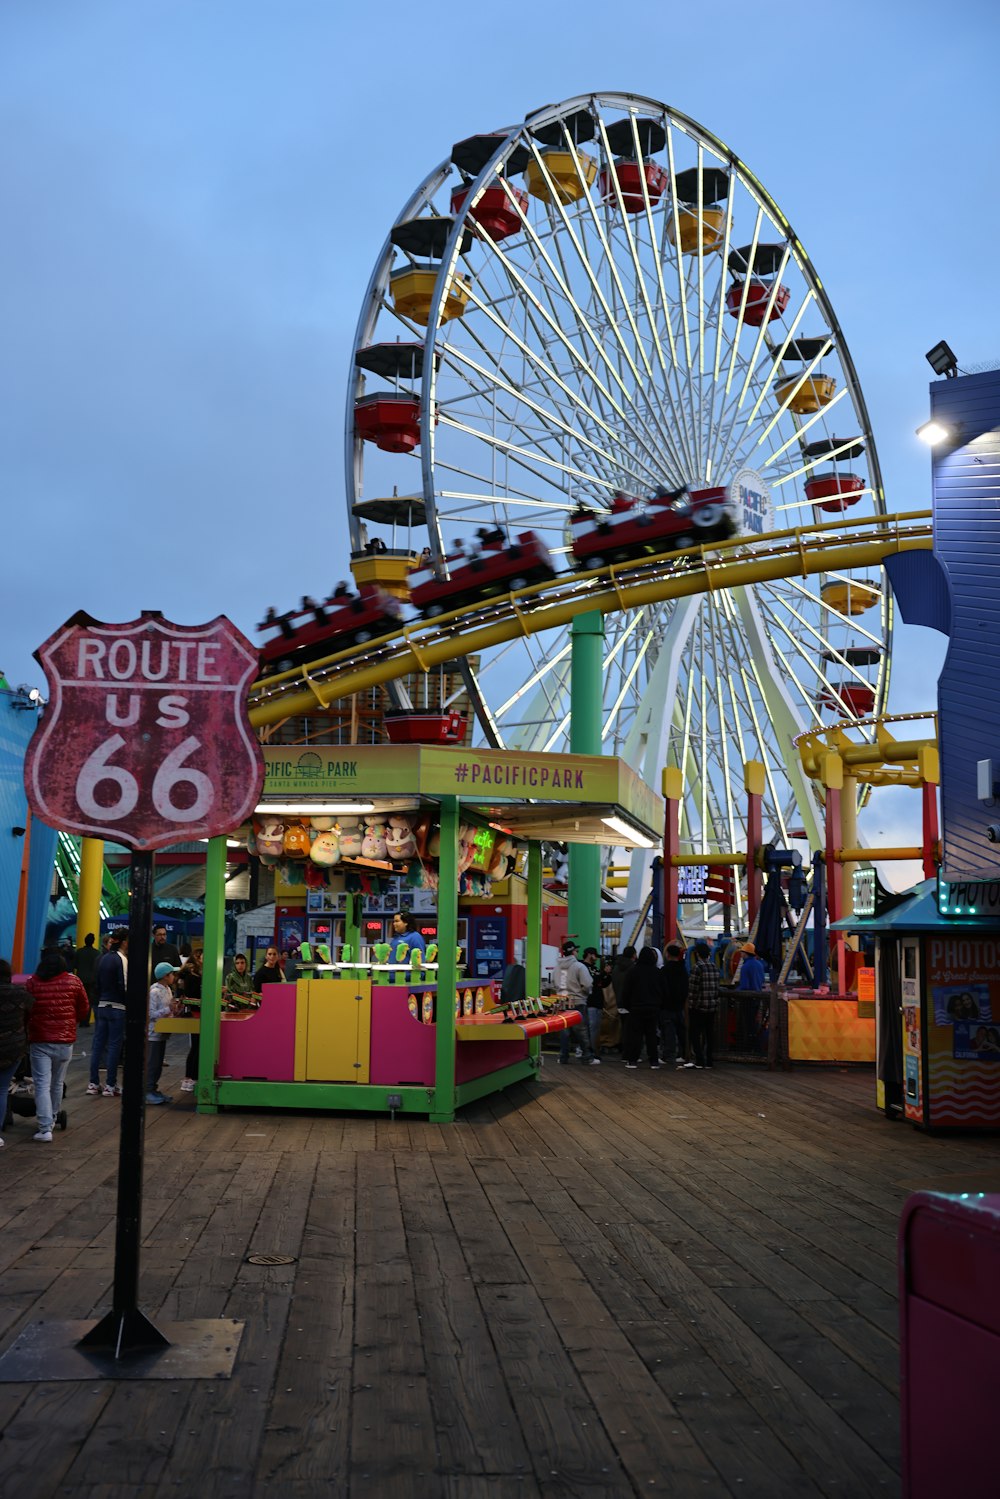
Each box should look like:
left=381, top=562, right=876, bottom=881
left=197, top=834, right=227, bottom=1114
left=431, top=797, right=459, bottom=1122
left=526, top=842, right=542, bottom=997
left=344, top=891, right=361, bottom=978
left=569, top=610, right=604, bottom=952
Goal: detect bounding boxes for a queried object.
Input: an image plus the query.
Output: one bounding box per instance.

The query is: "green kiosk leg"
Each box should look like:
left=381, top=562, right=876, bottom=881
left=197, top=834, right=227, bottom=1113
left=431, top=796, right=459, bottom=1122
left=344, top=891, right=361, bottom=980
left=569, top=611, right=604, bottom=953
left=526, top=841, right=543, bottom=1069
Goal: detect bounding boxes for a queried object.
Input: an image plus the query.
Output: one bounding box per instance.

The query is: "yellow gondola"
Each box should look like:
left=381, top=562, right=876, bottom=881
left=821, top=582, right=880, bottom=616
left=389, top=265, right=471, bottom=326
left=665, top=205, right=726, bottom=255
left=774, top=373, right=837, bottom=414
left=525, top=148, right=597, bottom=206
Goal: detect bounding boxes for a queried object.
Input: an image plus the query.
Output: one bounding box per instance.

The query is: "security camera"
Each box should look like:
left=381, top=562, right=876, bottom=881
left=987, top=825, right=1000, bottom=843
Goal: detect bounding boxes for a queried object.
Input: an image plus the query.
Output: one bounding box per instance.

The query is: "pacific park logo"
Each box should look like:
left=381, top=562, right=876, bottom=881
left=727, top=467, right=773, bottom=538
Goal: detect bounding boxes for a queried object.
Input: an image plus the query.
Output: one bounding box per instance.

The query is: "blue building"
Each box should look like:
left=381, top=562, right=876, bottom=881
left=0, top=678, right=58, bottom=967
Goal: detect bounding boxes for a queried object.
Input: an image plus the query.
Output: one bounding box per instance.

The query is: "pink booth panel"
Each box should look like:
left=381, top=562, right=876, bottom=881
left=900, top=1191, right=1000, bottom=1498
left=217, top=983, right=297, bottom=1081
left=369, top=986, right=528, bottom=1088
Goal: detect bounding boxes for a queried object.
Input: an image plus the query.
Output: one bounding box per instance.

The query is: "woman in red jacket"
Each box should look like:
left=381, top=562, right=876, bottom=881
left=26, top=949, right=89, bottom=1142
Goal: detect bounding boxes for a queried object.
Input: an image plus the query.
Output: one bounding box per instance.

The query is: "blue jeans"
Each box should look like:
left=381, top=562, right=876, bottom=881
left=558, top=1008, right=590, bottom=1061
left=587, top=1006, right=604, bottom=1056
left=90, top=1006, right=126, bottom=1087
left=146, top=1034, right=167, bottom=1094
left=30, top=1042, right=72, bottom=1132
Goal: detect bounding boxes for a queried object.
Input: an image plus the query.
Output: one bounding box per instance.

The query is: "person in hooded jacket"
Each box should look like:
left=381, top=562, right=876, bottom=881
left=551, top=941, right=596, bottom=1064
left=0, top=958, right=32, bottom=1146
left=26, top=949, right=89, bottom=1141
left=620, top=947, right=665, bottom=1070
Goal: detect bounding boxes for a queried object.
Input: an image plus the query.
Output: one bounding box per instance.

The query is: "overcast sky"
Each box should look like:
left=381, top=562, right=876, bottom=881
left=2, top=0, right=997, bottom=871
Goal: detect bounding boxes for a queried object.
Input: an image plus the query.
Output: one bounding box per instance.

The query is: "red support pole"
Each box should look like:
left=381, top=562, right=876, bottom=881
left=11, top=809, right=32, bottom=975
left=921, top=781, right=940, bottom=880
left=744, top=762, right=764, bottom=931
left=662, top=768, right=681, bottom=945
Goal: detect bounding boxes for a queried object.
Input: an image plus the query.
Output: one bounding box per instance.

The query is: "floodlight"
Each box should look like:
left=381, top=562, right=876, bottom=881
left=925, top=340, right=959, bottom=378
left=915, top=419, right=955, bottom=446
left=601, top=815, right=656, bottom=848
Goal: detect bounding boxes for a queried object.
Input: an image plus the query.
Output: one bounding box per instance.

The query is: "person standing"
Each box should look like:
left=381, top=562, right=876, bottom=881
left=178, top=949, right=204, bottom=1094
left=151, top=925, right=181, bottom=970
left=88, top=929, right=129, bottom=1096
left=552, top=941, right=594, bottom=1063
left=390, top=911, right=426, bottom=964
left=738, top=942, right=767, bottom=993
left=223, top=953, right=257, bottom=1011
left=620, top=947, right=664, bottom=1070
left=26, top=950, right=89, bottom=1140
left=146, top=963, right=181, bottom=1104
left=688, top=941, right=721, bottom=1069
left=610, top=946, right=636, bottom=1006
left=661, top=943, right=690, bottom=1067
left=73, top=932, right=100, bottom=1026
left=253, top=945, right=287, bottom=994
left=0, top=958, right=32, bottom=1146
left=581, top=947, right=605, bottom=1066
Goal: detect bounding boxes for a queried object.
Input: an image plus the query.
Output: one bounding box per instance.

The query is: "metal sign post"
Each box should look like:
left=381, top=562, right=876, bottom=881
left=0, top=611, right=263, bottom=1382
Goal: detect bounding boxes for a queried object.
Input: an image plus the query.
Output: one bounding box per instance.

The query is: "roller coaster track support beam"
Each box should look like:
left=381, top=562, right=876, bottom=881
left=661, top=770, right=683, bottom=947
left=76, top=838, right=105, bottom=950
left=568, top=612, right=604, bottom=954
left=745, top=761, right=765, bottom=933
left=922, top=779, right=940, bottom=881
left=820, top=752, right=847, bottom=987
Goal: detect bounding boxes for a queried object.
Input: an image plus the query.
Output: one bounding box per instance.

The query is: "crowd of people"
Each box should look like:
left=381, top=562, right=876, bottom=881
left=547, top=934, right=770, bottom=1072
left=0, top=927, right=305, bottom=1140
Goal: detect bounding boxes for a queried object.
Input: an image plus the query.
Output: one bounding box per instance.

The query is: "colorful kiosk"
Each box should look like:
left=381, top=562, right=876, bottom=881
left=180, top=744, right=661, bottom=1122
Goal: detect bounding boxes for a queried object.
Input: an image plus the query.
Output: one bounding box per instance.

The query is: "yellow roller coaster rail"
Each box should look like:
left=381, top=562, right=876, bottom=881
left=248, top=510, right=933, bottom=729
left=795, top=709, right=939, bottom=790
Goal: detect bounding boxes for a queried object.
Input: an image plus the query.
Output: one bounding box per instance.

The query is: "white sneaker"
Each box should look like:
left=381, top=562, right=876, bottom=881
left=573, top=1047, right=583, bottom=1058
left=588, top=1057, right=601, bottom=1066
left=86, top=1082, right=101, bottom=1096
left=0, top=1136, right=5, bottom=1147
left=180, top=1078, right=195, bottom=1092
left=33, top=1130, right=53, bottom=1143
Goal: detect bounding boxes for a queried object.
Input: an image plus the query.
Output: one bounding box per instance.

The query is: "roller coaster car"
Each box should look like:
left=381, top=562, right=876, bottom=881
left=257, top=585, right=403, bottom=673
left=570, top=486, right=737, bottom=570
left=410, top=530, right=555, bottom=618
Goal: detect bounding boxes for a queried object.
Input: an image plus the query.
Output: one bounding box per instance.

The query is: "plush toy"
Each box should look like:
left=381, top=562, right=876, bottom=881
left=310, top=815, right=335, bottom=832
left=283, top=822, right=312, bottom=858
left=385, top=815, right=417, bottom=861
left=246, top=828, right=258, bottom=857
left=310, top=829, right=341, bottom=867
left=488, top=836, right=515, bottom=881
left=337, top=816, right=363, bottom=859
left=426, top=826, right=441, bottom=860
left=361, top=821, right=388, bottom=860
left=254, top=816, right=285, bottom=862
left=304, top=861, right=329, bottom=889
left=457, top=823, right=478, bottom=875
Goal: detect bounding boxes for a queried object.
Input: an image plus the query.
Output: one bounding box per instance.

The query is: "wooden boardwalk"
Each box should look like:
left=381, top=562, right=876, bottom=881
left=1, top=1049, right=998, bottom=1499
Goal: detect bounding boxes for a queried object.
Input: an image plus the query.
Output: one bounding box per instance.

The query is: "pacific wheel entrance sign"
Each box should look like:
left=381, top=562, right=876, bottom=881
left=25, top=612, right=264, bottom=849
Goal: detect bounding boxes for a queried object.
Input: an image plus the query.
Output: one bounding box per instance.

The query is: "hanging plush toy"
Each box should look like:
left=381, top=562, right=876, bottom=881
left=284, top=822, right=312, bottom=858
left=310, top=829, right=341, bottom=867
left=310, top=815, right=336, bottom=832
left=254, top=816, right=285, bottom=865
left=304, top=861, right=329, bottom=889
left=361, top=820, right=388, bottom=860
left=488, top=837, right=515, bottom=881
left=385, top=815, right=417, bottom=861
left=337, top=816, right=363, bottom=860
left=457, top=824, right=478, bottom=875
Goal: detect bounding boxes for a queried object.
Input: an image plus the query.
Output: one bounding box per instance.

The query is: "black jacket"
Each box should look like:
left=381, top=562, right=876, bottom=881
left=621, top=963, right=665, bottom=1014
left=0, top=982, right=32, bottom=1068
left=662, top=962, right=689, bottom=1013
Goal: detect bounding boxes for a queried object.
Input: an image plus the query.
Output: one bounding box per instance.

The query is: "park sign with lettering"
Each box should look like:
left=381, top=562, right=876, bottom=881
left=262, top=744, right=662, bottom=838
left=25, top=612, right=264, bottom=851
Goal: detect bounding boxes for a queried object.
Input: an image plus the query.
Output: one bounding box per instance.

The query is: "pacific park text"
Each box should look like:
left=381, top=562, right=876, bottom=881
left=461, top=762, right=584, bottom=789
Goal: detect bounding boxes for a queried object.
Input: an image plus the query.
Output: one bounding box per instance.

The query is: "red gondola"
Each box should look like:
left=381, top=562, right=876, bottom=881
left=599, top=160, right=669, bottom=213
left=726, top=278, right=790, bottom=327
left=805, top=472, right=865, bottom=512
left=450, top=184, right=527, bottom=242
left=410, top=529, right=555, bottom=618
left=354, top=392, right=422, bottom=454
left=257, top=585, right=403, bottom=674
left=817, top=683, right=876, bottom=717
left=570, top=486, right=737, bottom=570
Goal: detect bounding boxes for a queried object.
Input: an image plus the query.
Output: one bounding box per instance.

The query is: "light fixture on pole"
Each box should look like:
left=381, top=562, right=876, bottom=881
left=915, top=418, right=959, bottom=447
left=601, top=814, right=656, bottom=848
left=925, top=340, right=959, bottom=379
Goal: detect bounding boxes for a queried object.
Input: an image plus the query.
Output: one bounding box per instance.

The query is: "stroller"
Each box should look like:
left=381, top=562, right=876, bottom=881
left=3, top=1056, right=68, bottom=1133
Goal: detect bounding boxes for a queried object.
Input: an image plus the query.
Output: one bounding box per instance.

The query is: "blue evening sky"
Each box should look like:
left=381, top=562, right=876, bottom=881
left=1, top=0, right=997, bottom=866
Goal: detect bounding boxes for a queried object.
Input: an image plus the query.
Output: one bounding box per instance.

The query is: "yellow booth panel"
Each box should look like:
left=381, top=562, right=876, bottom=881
left=295, top=979, right=372, bottom=1083
left=787, top=998, right=875, bottom=1063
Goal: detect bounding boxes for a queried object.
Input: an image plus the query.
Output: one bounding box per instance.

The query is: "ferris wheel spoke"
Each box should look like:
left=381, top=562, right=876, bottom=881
left=718, top=591, right=797, bottom=845
left=703, top=593, right=742, bottom=860
left=780, top=575, right=887, bottom=650
left=758, top=584, right=879, bottom=690
left=723, top=203, right=764, bottom=398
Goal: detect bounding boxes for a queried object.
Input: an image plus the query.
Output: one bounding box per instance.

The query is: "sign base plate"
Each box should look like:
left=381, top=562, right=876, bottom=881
left=0, top=1318, right=244, bottom=1382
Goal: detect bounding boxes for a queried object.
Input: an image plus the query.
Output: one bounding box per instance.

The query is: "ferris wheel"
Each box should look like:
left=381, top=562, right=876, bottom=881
left=346, top=92, right=891, bottom=896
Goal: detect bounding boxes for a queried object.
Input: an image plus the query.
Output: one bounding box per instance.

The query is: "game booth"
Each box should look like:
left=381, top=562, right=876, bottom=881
left=163, top=744, right=661, bottom=1122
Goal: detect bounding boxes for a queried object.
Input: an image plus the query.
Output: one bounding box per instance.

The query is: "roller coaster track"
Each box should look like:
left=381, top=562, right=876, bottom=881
left=248, top=510, right=932, bottom=730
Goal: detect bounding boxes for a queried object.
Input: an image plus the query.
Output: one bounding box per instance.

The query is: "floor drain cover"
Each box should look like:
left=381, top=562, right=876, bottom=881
left=245, top=1253, right=297, bottom=1266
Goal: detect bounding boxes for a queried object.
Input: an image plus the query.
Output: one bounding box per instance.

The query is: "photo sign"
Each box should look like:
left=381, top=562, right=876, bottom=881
left=25, top=612, right=264, bottom=851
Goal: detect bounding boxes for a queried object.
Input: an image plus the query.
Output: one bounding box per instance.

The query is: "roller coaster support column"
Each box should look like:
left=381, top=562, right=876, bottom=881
left=820, top=751, right=845, bottom=986
left=431, top=795, right=459, bottom=1123
left=569, top=612, right=604, bottom=952
left=196, top=835, right=227, bottom=1115
left=744, top=762, right=765, bottom=932
left=840, top=773, right=860, bottom=971
left=661, top=770, right=682, bottom=946
left=76, top=838, right=105, bottom=949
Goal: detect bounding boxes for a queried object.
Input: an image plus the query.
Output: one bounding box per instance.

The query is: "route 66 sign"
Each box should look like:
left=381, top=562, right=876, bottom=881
left=25, top=612, right=264, bottom=851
